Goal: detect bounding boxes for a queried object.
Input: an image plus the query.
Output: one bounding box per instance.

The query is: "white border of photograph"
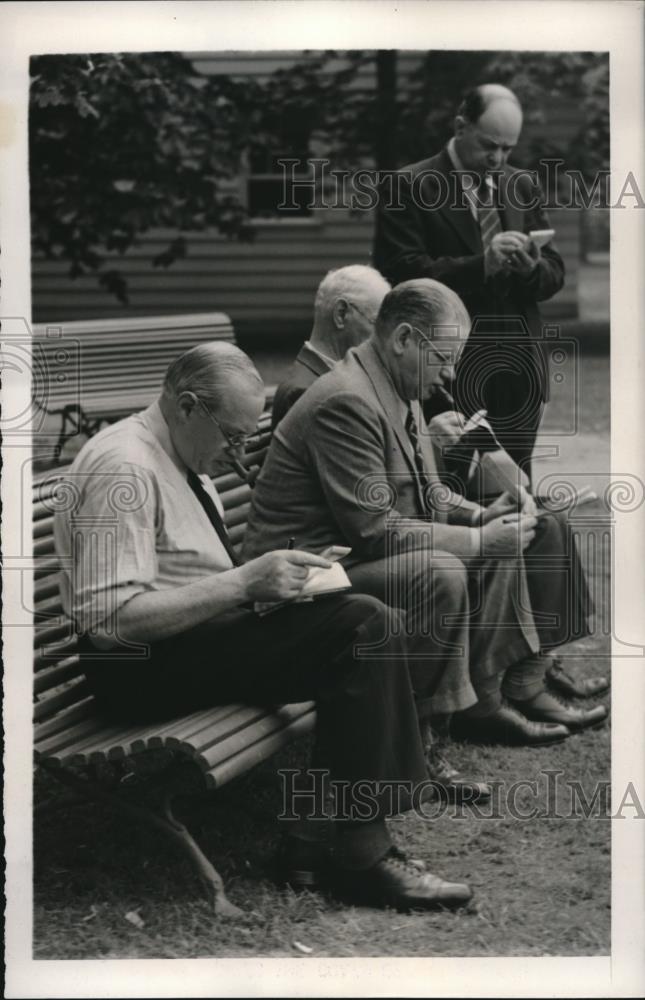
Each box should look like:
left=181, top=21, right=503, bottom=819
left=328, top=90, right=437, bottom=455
left=2, top=1, right=644, bottom=997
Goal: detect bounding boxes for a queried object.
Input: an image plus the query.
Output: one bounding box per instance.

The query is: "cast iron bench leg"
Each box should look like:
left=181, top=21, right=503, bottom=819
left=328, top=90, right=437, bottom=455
left=40, top=763, right=243, bottom=919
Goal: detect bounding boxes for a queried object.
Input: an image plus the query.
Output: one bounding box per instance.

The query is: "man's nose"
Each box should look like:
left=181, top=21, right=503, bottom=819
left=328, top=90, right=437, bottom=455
left=487, top=148, right=504, bottom=169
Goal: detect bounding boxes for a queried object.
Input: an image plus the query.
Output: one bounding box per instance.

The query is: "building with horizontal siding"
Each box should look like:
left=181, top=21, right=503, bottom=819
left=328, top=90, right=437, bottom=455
left=31, top=52, right=583, bottom=340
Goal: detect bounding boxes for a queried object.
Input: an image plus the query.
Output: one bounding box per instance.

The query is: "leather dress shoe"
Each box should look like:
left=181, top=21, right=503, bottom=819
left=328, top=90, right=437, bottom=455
left=333, top=846, right=472, bottom=911
left=546, top=658, right=610, bottom=699
left=278, top=837, right=425, bottom=892
left=513, top=689, right=608, bottom=731
left=452, top=701, right=570, bottom=746
left=425, top=744, right=491, bottom=804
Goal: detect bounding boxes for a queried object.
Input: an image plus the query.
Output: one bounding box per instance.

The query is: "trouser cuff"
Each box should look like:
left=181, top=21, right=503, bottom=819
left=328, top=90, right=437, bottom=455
left=333, top=819, right=392, bottom=871
left=502, top=653, right=548, bottom=702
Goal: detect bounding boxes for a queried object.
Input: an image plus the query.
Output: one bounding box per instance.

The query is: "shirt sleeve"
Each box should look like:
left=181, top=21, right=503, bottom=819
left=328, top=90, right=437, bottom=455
left=61, top=460, right=159, bottom=634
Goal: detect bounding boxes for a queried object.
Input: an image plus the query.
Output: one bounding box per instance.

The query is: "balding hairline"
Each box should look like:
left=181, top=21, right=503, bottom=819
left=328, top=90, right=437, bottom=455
left=162, top=341, right=263, bottom=412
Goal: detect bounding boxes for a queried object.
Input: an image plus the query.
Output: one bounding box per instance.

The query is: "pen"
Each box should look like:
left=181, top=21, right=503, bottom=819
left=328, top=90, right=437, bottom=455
left=287, top=536, right=295, bottom=550
left=231, top=456, right=250, bottom=483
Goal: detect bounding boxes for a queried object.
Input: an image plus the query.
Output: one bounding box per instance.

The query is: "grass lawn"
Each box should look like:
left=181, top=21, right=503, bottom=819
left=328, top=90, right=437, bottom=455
left=33, top=352, right=611, bottom=960
left=33, top=526, right=611, bottom=960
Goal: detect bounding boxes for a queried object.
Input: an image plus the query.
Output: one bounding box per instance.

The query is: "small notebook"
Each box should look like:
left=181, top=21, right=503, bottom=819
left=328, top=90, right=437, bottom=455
left=254, top=545, right=352, bottom=616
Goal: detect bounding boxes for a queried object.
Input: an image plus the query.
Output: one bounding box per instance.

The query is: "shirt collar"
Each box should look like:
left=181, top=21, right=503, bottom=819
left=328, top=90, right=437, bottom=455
left=304, top=340, right=337, bottom=368
left=139, top=398, right=189, bottom=476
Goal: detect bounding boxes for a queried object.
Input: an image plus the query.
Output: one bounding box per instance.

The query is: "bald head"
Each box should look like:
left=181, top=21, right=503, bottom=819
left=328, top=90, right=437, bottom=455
left=163, top=341, right=263, bottom=412
left=454, top=83, right=523, bottom=177
left=373, top=279, right=471, bottom=402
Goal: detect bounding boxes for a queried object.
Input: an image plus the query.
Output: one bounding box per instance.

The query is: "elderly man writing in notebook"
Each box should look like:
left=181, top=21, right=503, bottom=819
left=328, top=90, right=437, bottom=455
left=54, top=340, right=478, bottom=913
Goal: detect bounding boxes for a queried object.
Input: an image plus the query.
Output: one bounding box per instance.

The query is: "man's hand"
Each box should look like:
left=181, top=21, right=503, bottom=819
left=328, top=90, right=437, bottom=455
left=428, top=411, right=466, bottom=449
left=480, top=490, right=518, bottom=525
left=480, top=512, right=537, bottom=557
left=239, top=549, right=332, bottom=604
left=518, top=484, right=538, bottom=517
left=485, top=231, right=529, bottom=276
left=507, top=237, right=540, bottom=277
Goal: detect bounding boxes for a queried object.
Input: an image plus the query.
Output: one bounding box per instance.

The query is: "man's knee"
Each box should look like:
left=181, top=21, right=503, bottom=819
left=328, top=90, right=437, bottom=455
left=385, top=548, right=468, bottom=603
left=335, top=592, right=403, bottom=638
left=426, top=550, right=469, bottom=606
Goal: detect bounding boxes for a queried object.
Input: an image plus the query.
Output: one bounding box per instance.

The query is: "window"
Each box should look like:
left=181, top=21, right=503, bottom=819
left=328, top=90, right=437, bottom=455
left=247, top=149, right=313, bottom=219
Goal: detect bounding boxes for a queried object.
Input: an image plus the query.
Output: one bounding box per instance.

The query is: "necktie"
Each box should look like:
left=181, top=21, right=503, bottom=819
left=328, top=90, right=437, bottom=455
left=476, top=179, right=502, bottom=250
left=187, top=469, right=241, bottom=567
left=405, top=406, right=433, bottom=518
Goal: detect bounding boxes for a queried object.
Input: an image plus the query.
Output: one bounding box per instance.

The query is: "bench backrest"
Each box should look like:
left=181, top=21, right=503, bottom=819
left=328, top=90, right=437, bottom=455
left=32, top=312, right=235, bottom=415
left=33, top=412, right=272, bottom=739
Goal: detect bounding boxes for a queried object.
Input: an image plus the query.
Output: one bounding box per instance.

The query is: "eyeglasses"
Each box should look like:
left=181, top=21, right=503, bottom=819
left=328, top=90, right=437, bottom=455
left=197, top=397, right=250, bottom=453
left=409, top=326, right=462, bottom=368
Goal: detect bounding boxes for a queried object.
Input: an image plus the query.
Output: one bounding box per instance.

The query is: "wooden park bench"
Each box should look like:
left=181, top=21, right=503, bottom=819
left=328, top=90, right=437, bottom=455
left=33, top=410, right=317, bottom=919
left=32, top=312, right=235, bottom=462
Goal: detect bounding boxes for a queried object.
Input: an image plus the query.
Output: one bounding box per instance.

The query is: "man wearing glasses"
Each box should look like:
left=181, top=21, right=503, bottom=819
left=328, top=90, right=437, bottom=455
left=272, top=264, right=391, bottom=429
left=244, top=279, right=606, bottom=757
left=374, top=83, right=565, bottom=483
left=55, top=339, right=479, bottom=912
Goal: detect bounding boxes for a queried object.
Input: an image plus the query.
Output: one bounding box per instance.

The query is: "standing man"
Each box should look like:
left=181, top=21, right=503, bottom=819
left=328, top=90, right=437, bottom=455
left=374, top=83, right=565, bottom=481
left=54, top=341, right=473, bottom=912
left=272, top=265, right=391, bottom=428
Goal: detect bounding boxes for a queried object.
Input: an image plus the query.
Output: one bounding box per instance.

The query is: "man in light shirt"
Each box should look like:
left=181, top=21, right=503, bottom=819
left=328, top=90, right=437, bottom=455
left=54, top=340, right=475, bottom=912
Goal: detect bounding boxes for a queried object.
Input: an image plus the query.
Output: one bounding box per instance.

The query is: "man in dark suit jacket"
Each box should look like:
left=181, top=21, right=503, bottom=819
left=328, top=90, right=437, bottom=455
left=244, top=279, right=606, bottom=750
left=272, top=264, right=391, bottom=429
left=374, top=84, right=565, bottom=482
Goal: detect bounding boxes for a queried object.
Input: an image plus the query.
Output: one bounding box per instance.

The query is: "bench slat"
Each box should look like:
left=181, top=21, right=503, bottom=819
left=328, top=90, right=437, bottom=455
left=220, top=484, right=253, bottom=510
left=196, top=704, right=314, bottom=773
left=204, top=708, right=316, bottom=790
left=34, top=620, right=74, bottom=649
left=34, top=576, right=63, bottom=603
left=225, top=503, right=251, bottom=529
left=35, top=637, right=80, bottom=670
left=68, top=704, right=255, bottom=765
left=34, top=536, right=57, bottom=558
left=35, top=715, right=110, bottom=758
left=33, top=678, right=90, bottom=721
left=167, top=706, right=273, bottom=756
left=34, top=698, right=97, bottom=745
left=34, top=656, right=83, bottom=695
left=127, top=704, right=248, bottom=754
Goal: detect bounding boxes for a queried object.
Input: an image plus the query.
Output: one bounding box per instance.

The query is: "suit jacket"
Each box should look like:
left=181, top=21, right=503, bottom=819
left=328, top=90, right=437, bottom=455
left=243, top=339, right=481, bottom=566
left=373, top=147, right=565, bottom=403
left=271, top=343, right=333, bottom=429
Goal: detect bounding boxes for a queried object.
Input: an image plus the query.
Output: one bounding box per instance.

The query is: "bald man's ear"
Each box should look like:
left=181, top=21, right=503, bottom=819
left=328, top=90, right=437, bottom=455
left=332, top=297, right=350, bottom=330
left=454, top=114, right=467, bottom=137
left=176, top=390, right=199, bottom=423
